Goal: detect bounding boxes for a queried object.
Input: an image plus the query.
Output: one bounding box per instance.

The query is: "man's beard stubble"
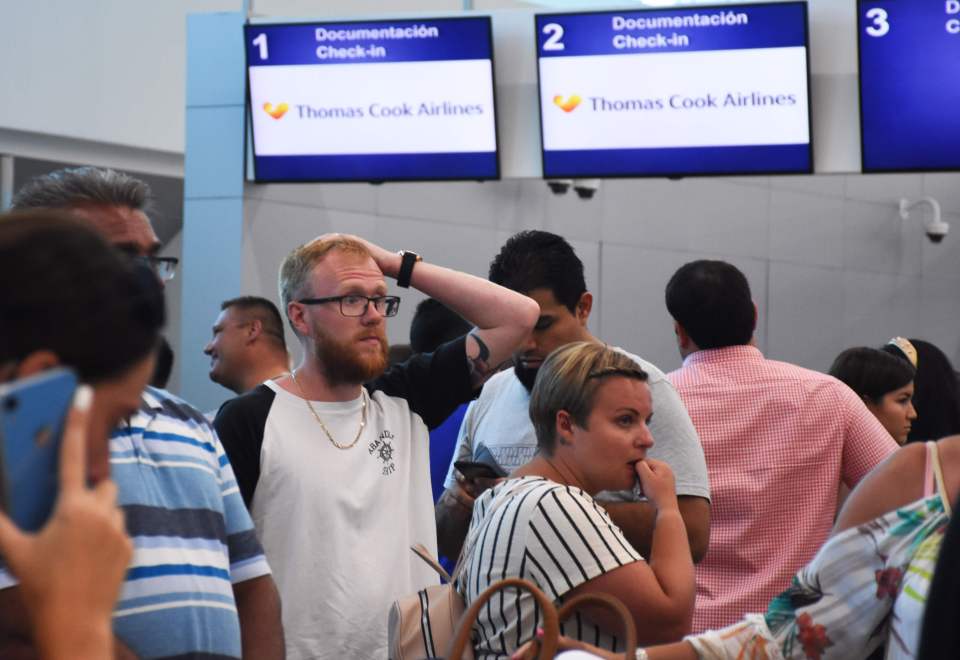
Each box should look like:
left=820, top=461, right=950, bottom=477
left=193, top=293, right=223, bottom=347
left=313, top=327, right=389, bottom=386
left=513, top=361, right=539, bottom=393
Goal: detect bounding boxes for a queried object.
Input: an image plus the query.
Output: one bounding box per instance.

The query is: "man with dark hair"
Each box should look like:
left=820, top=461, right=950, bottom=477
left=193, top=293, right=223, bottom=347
left=5, top=167, right=283, bottom=660
left=664, top=259, right=898, bottom=633
left=205, top=296, right=290, bottom=395
left=436, top=230, right=711, bottom=563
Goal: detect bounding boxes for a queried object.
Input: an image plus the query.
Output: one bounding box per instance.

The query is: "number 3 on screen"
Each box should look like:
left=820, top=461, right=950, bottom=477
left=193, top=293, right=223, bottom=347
left=865, top=7, right=890, bottom=37
left=542, top=23, right=565, bottom=51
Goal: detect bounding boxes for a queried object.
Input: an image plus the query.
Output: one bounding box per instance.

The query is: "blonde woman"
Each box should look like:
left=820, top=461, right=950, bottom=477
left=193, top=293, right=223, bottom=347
left=457, top=342, right=694, bottom=658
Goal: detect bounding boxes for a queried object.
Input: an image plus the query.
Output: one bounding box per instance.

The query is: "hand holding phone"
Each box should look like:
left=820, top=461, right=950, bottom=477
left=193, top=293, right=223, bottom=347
left=0, top=384, right=133, bottom=660
left=0, top=369, right=77, bottom=531
left=454, top=460, right=507, bottom=481
left=454, top=460, right=507, bottom=500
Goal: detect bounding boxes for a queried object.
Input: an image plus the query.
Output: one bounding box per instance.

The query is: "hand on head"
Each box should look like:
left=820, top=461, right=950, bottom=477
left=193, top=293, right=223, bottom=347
left=311, top=233, right=398, bottom=277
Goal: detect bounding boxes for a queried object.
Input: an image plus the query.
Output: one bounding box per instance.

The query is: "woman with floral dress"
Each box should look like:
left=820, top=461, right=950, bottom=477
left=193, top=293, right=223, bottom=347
left=521, top=435, right=959, bottom=660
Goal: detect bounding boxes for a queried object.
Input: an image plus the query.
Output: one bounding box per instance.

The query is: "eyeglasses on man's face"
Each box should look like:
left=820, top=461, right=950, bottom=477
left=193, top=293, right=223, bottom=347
left=134, top=256, right=179, bottom=283
left=297, top=294, right=401, bottom=317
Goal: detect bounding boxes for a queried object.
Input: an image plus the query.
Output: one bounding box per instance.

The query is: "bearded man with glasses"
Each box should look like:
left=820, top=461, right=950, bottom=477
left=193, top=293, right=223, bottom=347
left=214, top=234, right=539, bottom=660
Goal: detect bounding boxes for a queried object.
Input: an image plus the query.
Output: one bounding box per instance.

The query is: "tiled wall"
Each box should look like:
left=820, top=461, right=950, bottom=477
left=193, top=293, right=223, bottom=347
left=241, top=172, right=960, bottom=377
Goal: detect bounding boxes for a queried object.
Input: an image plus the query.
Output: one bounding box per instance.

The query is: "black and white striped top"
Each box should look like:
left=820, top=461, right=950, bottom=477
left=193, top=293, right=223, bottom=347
left=456, top=477, right=643, bottom=659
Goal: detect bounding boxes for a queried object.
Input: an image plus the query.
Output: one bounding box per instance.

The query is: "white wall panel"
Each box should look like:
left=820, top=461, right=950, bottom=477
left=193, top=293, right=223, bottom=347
left=842, top=199, right=922, bottom=276
left=769, top=189, right=844, bottom=268
left=767, top=262, right=844, bottom=370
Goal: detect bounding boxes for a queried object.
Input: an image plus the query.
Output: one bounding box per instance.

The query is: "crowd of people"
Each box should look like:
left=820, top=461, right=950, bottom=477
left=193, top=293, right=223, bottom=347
left=0, top=165, right=958, bottom=660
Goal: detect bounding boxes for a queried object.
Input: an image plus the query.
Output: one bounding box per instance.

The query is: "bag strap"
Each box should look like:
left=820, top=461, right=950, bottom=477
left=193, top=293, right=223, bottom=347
left=924, top=441, right=936, bottom=499
left=556, top=592, right=637, bottom=659
left=411, top=543, right=453, bottom=583
left=410, top=480, right=522, bottom=586
left=446, top=577, right=559, bottom=660
left=930, top=441, right=953, bottom=518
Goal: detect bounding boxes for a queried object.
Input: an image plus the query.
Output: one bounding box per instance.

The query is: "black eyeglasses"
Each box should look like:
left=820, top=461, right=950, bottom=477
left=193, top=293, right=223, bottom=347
left=298, top=295, right=401, bottom=317
left=134, top=256, right=179, bottom=283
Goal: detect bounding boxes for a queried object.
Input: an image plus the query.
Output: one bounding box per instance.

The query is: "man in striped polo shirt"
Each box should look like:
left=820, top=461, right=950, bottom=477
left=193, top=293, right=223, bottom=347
left=1, top=168, right=283, bottom=659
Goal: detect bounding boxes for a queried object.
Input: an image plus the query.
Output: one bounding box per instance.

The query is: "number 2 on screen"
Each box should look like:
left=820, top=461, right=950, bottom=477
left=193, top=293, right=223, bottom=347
left=542, top=23, right=565, bottom=51
left=865, top=8, right=890, bottom=37
left=253, top=33, right=269, bottom=59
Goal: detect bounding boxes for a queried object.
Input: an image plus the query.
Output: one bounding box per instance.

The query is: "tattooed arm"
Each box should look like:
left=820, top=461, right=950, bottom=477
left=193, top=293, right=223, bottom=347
left=335, top=235, right=539, bottom=387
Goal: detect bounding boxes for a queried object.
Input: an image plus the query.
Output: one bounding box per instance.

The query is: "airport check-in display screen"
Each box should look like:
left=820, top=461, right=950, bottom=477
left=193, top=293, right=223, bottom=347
left=858, top=1, right=960, bottom=172
left=245, top=17, right=499, bottom=182
left=535, top=3, right=813, bottom=178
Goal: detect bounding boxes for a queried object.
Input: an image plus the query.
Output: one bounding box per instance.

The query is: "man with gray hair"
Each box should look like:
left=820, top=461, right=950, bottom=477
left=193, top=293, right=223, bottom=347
left=4, top=167, right=284, bottom=660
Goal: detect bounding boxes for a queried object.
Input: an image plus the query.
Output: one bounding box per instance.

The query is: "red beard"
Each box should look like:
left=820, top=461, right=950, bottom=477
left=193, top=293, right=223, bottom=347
left=313, top=326, right=389, bottom=386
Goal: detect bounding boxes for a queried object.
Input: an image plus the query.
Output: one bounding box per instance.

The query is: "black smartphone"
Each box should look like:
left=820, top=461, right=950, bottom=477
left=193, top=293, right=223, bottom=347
left=454, top=460, right=507, bottom=480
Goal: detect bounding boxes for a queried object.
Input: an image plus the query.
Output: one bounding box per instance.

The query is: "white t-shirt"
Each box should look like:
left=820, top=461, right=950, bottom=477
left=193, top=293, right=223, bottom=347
left=457, top=477, right=643, bottom=658
left=444, top=349, right=710, bottom=501
left=215, top=338, right=475, bottom=660
left=253, top=382, right=437, bottom=659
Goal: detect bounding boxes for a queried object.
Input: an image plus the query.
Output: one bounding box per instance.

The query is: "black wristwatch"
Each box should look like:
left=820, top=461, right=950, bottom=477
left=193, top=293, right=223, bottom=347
left=396, top=250, right=422, bottom=288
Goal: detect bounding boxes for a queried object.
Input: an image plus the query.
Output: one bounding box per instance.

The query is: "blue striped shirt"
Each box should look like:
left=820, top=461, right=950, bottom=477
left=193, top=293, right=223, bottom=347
left=0, top=386, right=272, bottom=659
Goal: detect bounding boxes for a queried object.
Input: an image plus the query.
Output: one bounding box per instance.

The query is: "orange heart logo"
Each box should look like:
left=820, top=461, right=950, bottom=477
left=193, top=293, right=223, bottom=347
left=552, top=95, right=581, bottom=113
left=263, top=102, right=289, bottom=120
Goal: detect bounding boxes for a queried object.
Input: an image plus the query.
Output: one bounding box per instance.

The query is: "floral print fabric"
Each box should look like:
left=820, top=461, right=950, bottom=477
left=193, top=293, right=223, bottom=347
left=687, top=493, right=948, bottom=660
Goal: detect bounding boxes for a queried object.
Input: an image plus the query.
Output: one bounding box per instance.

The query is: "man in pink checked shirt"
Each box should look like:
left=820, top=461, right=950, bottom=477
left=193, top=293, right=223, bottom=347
left=664, top=259, right=899, bottom=634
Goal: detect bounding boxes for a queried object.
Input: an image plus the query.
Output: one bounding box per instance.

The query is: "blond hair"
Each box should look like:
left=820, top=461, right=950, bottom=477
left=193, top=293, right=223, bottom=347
left=528, top=342, right=647, bottom=453
left=278, top=236, right=371, bottom=332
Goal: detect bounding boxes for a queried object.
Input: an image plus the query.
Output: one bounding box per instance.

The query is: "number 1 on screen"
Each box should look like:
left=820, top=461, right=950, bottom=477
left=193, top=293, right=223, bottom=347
left=253, top=33, right=269, bottom=60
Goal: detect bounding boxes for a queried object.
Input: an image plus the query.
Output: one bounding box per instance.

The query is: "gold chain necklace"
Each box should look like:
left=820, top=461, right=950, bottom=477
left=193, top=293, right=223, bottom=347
left=290, top=370, right=367, bottom=450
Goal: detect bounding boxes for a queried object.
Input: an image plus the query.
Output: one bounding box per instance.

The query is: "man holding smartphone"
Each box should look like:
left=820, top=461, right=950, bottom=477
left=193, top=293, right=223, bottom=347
left=3, top=168, right=284, bottom=660
left=436, top=231, right=712, bottom=562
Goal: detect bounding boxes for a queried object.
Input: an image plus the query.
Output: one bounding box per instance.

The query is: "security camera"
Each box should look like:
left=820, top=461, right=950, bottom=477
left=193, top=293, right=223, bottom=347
left=546, top=179, right=573, bottom=195
left=573, top=178, right=601, bottom=200
left=900, top=197, right=949, bottom=244
left=926, top=219, right=950, bottom=243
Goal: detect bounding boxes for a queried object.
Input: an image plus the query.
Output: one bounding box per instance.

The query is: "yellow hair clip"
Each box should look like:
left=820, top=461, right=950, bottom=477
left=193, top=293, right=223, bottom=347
left=886, top=337, right=918, bottom=368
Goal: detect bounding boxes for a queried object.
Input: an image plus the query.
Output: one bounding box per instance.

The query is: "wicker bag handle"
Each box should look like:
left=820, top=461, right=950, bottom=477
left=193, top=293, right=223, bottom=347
left=446, top=578, right=560, bottom=660
left=557, top=592, right=637, bottom=659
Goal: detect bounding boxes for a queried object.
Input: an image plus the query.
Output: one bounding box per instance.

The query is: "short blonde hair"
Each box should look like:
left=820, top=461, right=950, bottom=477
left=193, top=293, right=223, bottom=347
left=528, top=342, right=647, bottom=453
left=278, top=236, right=372, bottom=330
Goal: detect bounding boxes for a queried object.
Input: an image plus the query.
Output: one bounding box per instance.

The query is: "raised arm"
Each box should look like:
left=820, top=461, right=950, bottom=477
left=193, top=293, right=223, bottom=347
left=357, top=238, right=540, bottom=387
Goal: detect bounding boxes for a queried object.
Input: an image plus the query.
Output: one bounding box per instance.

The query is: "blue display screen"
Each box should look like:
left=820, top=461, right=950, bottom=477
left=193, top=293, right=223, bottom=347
left=535, top=2, right=812, bottom=178
left=245, top=17, right=499, bottom=182
left=858, top=2, right=960, bottom=172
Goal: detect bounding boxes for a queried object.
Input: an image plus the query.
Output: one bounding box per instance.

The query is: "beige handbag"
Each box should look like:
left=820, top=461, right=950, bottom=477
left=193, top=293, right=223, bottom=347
left=447, top=577, right=560, bottom=660
left=389, top=488, right=515, bottom=659
left=447, top=579, right=637, bottom=660
left=387, top=543, right=471, bottom=660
